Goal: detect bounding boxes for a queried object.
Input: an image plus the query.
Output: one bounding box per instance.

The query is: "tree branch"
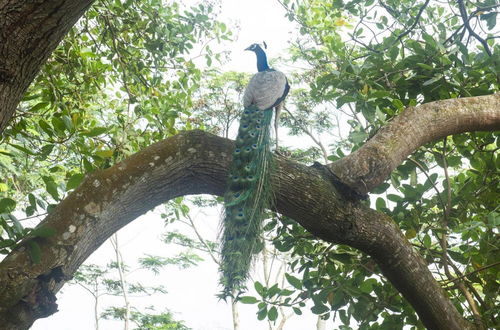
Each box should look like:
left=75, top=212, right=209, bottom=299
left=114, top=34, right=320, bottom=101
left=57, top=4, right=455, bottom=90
left=457, top=0, right=493, bottom=57
left=0, top=126, right=480, bottom=329
left=329, top=93, right=500, bottom=195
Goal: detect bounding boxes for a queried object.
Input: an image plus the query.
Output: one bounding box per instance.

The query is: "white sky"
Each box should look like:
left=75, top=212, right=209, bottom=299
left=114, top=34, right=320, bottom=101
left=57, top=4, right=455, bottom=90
left=31, top=1, right=327, bottom=330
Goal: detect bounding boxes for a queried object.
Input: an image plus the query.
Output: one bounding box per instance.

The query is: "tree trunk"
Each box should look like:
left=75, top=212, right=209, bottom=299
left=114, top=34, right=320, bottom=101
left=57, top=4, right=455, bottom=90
left=0, top=0, right=95, bottom=134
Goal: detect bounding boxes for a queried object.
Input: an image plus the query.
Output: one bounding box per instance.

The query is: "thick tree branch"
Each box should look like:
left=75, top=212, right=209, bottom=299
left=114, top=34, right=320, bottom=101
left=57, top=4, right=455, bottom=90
left=329, top=93, right=500, bottom=195
left=0, top=128, right=477, bottom=329
left=0, top=0, right=95, bottom=135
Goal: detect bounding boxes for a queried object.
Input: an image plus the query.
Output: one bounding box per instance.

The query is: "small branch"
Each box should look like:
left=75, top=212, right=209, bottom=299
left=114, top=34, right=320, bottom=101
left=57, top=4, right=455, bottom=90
left=283, top=106, right=329, bottom=163
left=390, top=0, right=431, bottom=45
left=110, top=234, right=130, bottom=330
left=457, top=0, right=493, bottom=57
left=185, top=213, right=220, bottom=265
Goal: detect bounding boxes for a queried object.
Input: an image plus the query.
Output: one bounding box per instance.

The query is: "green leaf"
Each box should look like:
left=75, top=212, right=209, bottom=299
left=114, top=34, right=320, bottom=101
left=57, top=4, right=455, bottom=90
left=280, top=289, right=294, bottom=296
left=95, top=150, right=114, bottom=158
left=416, top=63, right=433, bottom=70
left=391, top=99, right=404, bottom=110
left=254, top=281, right=265, bottom=296
left=8, top=214, right=23, bottom=234
left=0, top=198, right=16, bottom=213
left=331, top=253, right=352, bottom=264
left=30, top=226, right=56, bottom=238
left=285, top=273, right=302, bottom=290
left=10, top=144, right=36, bottom=156
left=0, top=239, right=15, bottom=249
left=27, top=241, right=42, bottom=264
left=480, top=12, right=497, bottom=30
left=423, top=74, right=443, bottom=86
left=61, top=115, right=73, bottom=130
left=52, top=117, right=67, bottom=133
left=257, top=304, right=267, bottom=320
left=423, top=234, right=432, bottom=248
left=405, top=229, right=417, bottom=239
left=311, top=303, right=329, bottom=315
left=387, top=194, right=403, bottom=202
left=30, top=102, right=49, bottom=112
left=67, top=173, right=85, bottom=190
left=360, top=279, right=377, bottom=294
left=268, top=306, right=278, bottom=321
left=38, top=119, right=54, bottom=136
left=350, top=131, right=368, bottom=144
left=375, top=197, right=386, bottom=211
left=83, top=127, right=108, bottom=137
left=238, top=296, right=258, bottom=304
left=42, top=176, right=59, bottom=201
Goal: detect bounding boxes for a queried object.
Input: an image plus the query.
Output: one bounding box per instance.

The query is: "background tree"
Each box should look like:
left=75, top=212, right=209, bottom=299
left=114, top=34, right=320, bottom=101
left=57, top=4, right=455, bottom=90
left=0, top=0, right=498, bottom=330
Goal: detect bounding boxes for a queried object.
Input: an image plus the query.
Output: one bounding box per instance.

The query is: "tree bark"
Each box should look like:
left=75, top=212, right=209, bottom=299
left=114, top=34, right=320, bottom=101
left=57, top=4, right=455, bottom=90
left=1, top=97, right=497, bottom=329
left=0, top=0, right=95, bottom=134
left=330, top=93, right=500, bottom=195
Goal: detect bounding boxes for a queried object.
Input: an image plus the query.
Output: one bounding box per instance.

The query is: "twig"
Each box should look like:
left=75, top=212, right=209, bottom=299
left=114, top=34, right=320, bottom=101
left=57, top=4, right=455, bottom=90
left=457, top=0, right=493, bottom=57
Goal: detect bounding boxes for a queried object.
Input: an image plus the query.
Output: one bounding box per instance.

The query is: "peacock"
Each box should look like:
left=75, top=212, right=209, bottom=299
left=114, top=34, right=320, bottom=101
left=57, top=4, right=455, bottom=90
left=219, top=42, right=290, bottom=299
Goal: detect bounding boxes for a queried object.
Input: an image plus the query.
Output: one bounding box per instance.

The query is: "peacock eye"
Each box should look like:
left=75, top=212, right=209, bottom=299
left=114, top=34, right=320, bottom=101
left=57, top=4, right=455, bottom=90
left=234, top=148, right=241, bottom=153
left=252, top=144, right=258, bottom=149
left=242, top=124, right=248, bottom=128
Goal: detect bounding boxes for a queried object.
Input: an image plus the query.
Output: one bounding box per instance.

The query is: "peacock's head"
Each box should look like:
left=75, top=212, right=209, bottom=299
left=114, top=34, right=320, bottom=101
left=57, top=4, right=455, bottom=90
left=245, top=41, right=267, bottom=53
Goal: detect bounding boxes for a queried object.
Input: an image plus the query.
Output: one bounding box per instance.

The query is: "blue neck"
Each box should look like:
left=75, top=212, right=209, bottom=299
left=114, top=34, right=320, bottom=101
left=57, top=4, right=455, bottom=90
left=255, top=48, right=270, bottom=72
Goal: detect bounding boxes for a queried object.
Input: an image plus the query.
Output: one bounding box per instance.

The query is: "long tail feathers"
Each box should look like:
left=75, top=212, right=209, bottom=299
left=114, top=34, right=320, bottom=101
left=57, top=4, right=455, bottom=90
left=219, top=105, right=274, bottom=299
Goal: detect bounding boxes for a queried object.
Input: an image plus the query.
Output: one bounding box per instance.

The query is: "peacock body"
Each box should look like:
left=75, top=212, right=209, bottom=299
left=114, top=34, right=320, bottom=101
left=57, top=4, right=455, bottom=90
left=219, top=43, right=289, bottom=299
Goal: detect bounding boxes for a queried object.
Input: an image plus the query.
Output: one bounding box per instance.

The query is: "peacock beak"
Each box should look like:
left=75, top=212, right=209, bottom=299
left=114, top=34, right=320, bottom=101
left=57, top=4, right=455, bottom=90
left=244, top=46, right=252, bottom=51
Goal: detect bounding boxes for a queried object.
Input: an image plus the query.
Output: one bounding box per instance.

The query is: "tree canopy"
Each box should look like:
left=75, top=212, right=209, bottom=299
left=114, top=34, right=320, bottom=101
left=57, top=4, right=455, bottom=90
left=0, top=0, right=498, bottom=329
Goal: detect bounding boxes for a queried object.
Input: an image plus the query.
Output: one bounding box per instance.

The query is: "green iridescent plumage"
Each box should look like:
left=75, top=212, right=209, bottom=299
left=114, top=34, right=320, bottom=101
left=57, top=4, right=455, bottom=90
left=219, top=42, right=289, bottom=300
left=219, top=104, right=274, bottom=298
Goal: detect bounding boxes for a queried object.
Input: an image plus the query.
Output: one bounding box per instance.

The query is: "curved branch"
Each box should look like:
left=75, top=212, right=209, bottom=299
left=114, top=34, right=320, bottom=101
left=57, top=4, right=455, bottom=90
left=0, top=130, right=474, bottom=329
left=329, top=93, right=500, bottom=195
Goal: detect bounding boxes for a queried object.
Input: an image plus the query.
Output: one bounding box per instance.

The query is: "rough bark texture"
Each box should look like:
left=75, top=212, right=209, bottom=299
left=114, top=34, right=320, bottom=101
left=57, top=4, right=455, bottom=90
left=330, top=93, right=500, bottom=194
left=0, top=0, right=95, bottom=134
left=0, top=117, right=495, bottom=328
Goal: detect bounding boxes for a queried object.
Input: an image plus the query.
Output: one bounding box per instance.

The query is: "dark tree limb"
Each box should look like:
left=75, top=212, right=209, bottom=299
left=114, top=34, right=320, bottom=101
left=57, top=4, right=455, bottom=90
left=457, top=0, right=493, bottom=57
left=0, top=0, right=95, bottom=134
left=2, top=109, right=495, bottom=327
left=329, top=93, right=500, bottom=195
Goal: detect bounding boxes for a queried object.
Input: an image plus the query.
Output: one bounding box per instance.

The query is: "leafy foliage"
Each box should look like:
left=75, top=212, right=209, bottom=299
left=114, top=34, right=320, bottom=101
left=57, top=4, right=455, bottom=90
left=0, top=0, right=498, bottom=328
left=0, top=0, right=231, bottom=253
left=235, top=0, right=499, bottom=328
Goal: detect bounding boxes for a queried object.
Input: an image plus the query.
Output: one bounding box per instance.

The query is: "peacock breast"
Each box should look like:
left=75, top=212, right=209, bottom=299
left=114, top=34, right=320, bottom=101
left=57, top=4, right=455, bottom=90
left=243, top=70, right=287, bottom=110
